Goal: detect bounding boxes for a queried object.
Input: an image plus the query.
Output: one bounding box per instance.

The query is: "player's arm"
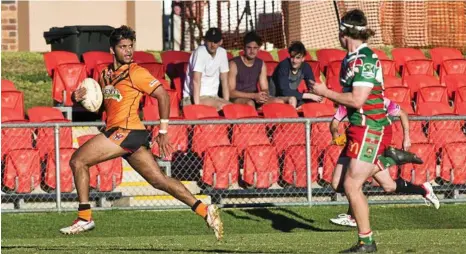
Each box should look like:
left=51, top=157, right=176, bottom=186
left=192, top=71, right=202, bottom=105
left=228, top=61, right=255, bottom=100
left=330, top=118, right=340, bottom=139
left=220, top=71, right=229, bottom=101
left=398, top=108, right=411, bottom=151
left=321, top=85, right=371, bottom=109
left=220, top=55, right=230, bottom=101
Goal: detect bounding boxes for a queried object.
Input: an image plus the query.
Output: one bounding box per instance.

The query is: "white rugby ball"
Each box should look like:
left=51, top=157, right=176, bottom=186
left=79, top=78, right=103, bottom=112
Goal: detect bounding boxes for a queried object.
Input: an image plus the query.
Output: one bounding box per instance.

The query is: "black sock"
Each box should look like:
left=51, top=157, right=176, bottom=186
left=78, top=203, right=91, bottom=211
left=395, top=178, right=426, bottom=196
left=191, top=200, right=202, bottom=212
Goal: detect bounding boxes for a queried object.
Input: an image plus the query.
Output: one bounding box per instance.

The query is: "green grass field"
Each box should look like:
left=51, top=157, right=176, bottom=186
left=2, top=204, right=466, bottom=253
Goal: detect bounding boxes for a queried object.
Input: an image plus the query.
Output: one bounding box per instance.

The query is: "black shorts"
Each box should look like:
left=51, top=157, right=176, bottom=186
left=103, top=127, right=150, bottom=153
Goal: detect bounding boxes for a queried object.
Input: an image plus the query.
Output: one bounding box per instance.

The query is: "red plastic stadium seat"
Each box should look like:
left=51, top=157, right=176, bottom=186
left=202, top=145, right=239, bottom=189
left=430, top=47, right=464, bottom=73
left=278, top=49, right=313, bottom=61
left=440, top=142, right=466, bottom=184
left=380, top=60, right=397, bottom=77
left=76, top=135, right=123, bottom=191
left=383, top=76, right=404, bottom=88
left=240, top=50, right=275, bottom=62
left=133, top=51, right=165, bottom=80
left=265, top=61, right=279, bottom=77
left=326, top=75, right=343, bottom=93
left=282, top=145, right=319, bottom=187
left=223, top=104, right=259, bottom=119
left=143, top=89, right=180, bottom=119
left=227, top=52, right=233, bottom=60
left=321, top=145, right=343, bottom=185
left=444, top=74, right=466, bottom=99
left=1, top=109, right=26, bottom=123
left=27, top=106, right=67, bottom=122
left=391, top=121, right=428, bottom=148
left=2, top=149, right=41, bottom=193
left=439, top=59, right=466, bottom=84
left=416, top=102, right=454, bottom=116
left=151, top=124, right=188, bottom=160
left=371, top=48, right=389, bottom=60
left=43, top=51, right=80, bottom=77
left=133, top=51, right=157, bottom=63
left=182, top=104, right=219, bottom=120
left=305, top=60, right=323, bottom=83
left=92, top=62, right=110, bottom=81
left=44, top=148, right=76, bottom=193
left=326, top=60, right=342, bottom=78
left=1, top=90, right=24, bottom=118
left=384, top=87, right=414, bottom=114
left=243, top=145, right=279, bottom=188
left=160, top=51, right=191, bottom=80
left=391, top=48, right=427, bottom=74
left=400, top=143, right=436, bottom=185
left=1, top=126, right=34, bottom=159
left=1, top=79, right=16, bottom=91
left=403, top=75, right=442, bottom=98
left=52, top=63, right=87, bottom=106
left=182, top=105, right=230, bottom=154
left=416, top=86, right=449, bottom=105
left=302, top=103, right=335, bottom=118
left=28, top=107, right=72, bottom=159
left=223, top=104, right=268, bottom=152
left=263, top=103, right=304, bottom=153
left=428, top=120, right=466, bottom=150
left=454, top=86, right=466, bottom=114
left=82, top=51, right=113, bottom=76
left=316, top=49, right=346, bottom=75
left=402, top=59, right=434, bottom=78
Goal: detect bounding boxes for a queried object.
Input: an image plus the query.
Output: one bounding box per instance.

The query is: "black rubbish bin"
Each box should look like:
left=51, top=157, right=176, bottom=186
left=44, top=25, right=114, bottom=60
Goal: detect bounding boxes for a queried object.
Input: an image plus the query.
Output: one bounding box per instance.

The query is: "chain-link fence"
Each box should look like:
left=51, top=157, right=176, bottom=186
left=2, top=116, right=466, bottom=212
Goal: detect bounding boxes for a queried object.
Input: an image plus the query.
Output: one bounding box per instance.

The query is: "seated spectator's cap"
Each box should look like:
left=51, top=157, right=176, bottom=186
left=204, top=28, right=222, bottom=43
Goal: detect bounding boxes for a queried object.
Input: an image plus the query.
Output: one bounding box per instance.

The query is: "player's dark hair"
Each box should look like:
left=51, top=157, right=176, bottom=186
left=340, top=9, right=375, bottom=41
left=109, top=25, right=136, bottom=48
left=288, top=41, right=307, bottom=57
left=243, top=31, right=263, bottom=47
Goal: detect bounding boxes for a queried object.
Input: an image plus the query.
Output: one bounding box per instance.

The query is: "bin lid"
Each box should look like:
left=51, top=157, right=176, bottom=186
left=44, top=25, right=115, bottom=44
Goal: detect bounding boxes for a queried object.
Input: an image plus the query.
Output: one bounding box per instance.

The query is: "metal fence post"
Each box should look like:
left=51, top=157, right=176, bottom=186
left=54, top=124, right=62, bottom=212
left=305, top=120, right=312, bottom=206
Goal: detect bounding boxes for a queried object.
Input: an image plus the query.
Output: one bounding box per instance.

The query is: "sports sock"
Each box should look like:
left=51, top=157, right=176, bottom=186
left=377, top=155, right=397, bottom=169
left=78, top=203, right=92, bottom=221
left=191, top=200, right=208, bottom=219
left=358, top=231, right=374, bottom=245
left=395, top=178, right=427, bottom=196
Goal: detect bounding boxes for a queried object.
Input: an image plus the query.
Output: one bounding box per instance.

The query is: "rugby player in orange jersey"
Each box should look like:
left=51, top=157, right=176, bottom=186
left=60, top=26, right=223, bottom=240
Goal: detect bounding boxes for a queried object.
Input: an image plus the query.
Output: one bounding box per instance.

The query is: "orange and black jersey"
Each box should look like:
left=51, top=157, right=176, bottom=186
left=99, top=63, right=161, bottom=130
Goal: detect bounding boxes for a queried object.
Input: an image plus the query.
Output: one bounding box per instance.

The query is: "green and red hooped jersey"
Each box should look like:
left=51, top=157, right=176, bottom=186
left=339, top=43, right=391, bottom=129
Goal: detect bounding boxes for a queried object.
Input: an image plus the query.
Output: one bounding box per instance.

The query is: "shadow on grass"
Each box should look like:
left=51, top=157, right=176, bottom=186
left=227, top=208, right=346, bottom=233
left=2, top=245, right=293, bottom=253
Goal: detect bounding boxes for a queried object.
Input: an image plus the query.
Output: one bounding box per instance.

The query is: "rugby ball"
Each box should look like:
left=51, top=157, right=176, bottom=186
left=78, top=78, right=103, bottom=112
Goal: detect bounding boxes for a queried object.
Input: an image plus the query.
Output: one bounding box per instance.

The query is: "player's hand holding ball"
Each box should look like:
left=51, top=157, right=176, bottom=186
left=73, top=86, right=87, bottom=102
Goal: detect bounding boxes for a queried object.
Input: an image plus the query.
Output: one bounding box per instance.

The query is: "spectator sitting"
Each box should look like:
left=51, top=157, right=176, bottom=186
left=270, top=41, right=322, bottom=108
left=228, top=31, right=297, bottom=108
left=182, top=27, right=231, bottom=111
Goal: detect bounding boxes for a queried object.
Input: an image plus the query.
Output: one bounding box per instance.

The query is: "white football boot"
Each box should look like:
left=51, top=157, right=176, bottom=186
left=206, top=205, right=224, bottom=240
left=422, top=182, right=440, bottom=209
left=60, top=219, right=95, bottom=234
left=329, top=213, right=357, bottom=227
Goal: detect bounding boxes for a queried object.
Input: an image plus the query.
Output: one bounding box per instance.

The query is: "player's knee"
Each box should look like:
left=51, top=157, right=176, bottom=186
left=148, top=175, right=167, bottom=190
left=69, top=157, right=85, bottom=171
left=343, top=179, right=360, bottom=194
left=382, top=182, right=396, bottom=193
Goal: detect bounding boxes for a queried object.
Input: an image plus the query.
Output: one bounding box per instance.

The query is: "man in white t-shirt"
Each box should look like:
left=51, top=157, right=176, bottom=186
left=182, top=28, right=231, bottom=111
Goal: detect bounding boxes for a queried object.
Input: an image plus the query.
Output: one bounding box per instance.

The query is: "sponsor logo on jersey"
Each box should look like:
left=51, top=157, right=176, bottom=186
left=349, top=140, right=360, bottom=154
left=362, top=63, right=376, bottom=78
left=103, top=85, right=123, bottom=102
left=113, top=132, right=125, bottom=141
